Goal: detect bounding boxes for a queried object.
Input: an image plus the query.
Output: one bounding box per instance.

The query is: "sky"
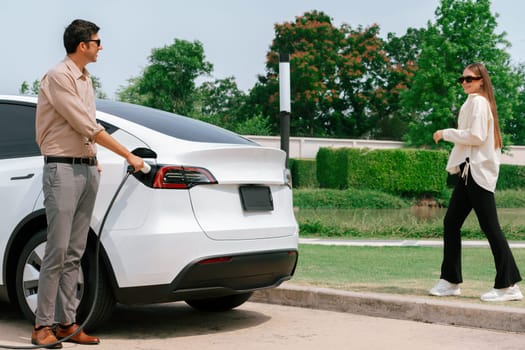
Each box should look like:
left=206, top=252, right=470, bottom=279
left=1, top=0, right=524, bottom=98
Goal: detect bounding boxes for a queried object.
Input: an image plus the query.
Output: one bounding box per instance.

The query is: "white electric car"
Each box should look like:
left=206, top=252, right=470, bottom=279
left=0, top=95, right=298, bottom=329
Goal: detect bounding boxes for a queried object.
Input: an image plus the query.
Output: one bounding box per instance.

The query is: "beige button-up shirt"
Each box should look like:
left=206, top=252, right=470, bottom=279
left=443, top=93, right=500, bottom=192
left=35, top=56, right=104, bottom=158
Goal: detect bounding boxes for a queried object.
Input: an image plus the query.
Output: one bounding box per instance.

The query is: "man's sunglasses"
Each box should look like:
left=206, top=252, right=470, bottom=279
left=458, top=76, right=482, bottom=84
left=85, top=39, right=101, bottom=47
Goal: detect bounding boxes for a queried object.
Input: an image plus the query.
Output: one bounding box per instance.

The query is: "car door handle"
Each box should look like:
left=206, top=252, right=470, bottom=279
left=11, top=173, right=35, bottom=180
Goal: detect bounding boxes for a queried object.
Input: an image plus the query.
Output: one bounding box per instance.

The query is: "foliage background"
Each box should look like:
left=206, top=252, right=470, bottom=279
left=20, top=1, right=525, bottom=146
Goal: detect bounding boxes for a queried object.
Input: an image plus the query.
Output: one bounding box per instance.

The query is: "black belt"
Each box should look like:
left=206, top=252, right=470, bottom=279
left=44, top=156, right=97, bottom=166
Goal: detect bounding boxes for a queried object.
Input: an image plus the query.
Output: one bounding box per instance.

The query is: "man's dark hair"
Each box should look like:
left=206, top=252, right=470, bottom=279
left=63, top=19, right=100, bottom=54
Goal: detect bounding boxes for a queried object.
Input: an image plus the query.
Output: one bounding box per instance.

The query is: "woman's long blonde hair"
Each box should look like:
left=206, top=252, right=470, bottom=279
left=466, top=62, right=502, bottom=149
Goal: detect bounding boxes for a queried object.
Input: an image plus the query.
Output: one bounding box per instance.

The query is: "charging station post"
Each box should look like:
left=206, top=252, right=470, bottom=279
left=279, top=52, right=291, bottom=169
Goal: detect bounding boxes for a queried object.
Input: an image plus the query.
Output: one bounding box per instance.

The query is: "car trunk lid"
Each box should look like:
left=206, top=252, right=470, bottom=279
left=177, top=146, right=297, bottom=241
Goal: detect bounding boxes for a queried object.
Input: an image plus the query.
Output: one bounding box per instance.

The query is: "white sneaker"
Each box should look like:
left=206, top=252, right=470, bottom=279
left=429, top=279, right=461, bottom=296
left=480, top=285, right=523, bottom=302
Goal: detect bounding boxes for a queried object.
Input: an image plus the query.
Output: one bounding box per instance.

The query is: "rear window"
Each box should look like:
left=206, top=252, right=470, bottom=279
left=96, top=100, right=256, bottom=145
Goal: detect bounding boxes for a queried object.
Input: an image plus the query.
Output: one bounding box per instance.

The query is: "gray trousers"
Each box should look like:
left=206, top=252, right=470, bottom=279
left=36, top=163, right=100, bottom=326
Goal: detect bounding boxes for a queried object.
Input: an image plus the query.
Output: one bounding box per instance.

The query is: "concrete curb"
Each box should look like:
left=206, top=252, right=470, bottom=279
left=252, top=284, right=525, bottom=333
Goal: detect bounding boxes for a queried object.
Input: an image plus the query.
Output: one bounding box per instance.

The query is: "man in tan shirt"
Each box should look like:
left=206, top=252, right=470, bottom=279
left=33, top=19, right=144, bottom=348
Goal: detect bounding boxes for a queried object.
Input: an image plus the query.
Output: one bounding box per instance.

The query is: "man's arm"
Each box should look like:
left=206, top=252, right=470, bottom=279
left=94, top=130, right=144, bottom=172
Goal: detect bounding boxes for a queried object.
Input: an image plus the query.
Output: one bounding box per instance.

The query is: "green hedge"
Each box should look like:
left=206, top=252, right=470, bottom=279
left=316, top=148, right=449, bottom=196
left=289, top=158, right=318, bottom=188
left=293, top=188, right=410, bottom=209
left=292, top=149, right=525, bottom=194
left=315, top=148, right=349, bottom=189
left=497, top=164, right=525, bottom=190
left=447, top=164, right=525, bottom=190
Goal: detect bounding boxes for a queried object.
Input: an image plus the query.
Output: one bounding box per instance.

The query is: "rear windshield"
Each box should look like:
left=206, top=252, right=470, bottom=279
left=96, top=99, right=256, bottom=145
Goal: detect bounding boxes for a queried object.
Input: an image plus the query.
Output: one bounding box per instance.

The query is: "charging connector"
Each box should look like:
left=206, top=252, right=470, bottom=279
left=127, top=161, right=151, bottom=174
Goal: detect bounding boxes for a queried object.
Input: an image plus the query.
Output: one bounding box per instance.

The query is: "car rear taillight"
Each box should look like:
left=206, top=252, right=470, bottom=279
left=152, top=165, right=217, bottom=189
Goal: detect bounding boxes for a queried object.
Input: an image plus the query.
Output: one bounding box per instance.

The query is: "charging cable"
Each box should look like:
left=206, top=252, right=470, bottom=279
left=0, top=162, right=151, bottom=349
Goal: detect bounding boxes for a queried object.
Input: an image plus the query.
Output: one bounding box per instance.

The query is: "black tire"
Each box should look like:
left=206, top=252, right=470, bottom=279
left=14, top=228, right=115, bottom=331
left=76, top=237, right=116, bottom=331
left=185, top=292, right=253, bottom=312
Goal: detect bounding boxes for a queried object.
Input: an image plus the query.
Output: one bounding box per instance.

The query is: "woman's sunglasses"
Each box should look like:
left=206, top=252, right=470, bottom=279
left=458, top=76, right=482, bottom=84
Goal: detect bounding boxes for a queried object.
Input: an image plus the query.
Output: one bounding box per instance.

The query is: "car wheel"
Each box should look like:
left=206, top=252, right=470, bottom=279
left=185, top=292, right=253, bottom=312
left=15, top=228, right=115, bottom=330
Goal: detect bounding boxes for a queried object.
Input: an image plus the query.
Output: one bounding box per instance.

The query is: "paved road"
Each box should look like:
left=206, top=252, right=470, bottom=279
left=1, top=301, right=524, bottom=349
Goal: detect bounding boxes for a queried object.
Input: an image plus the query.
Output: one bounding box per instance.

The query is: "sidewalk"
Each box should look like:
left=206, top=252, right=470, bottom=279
left=299, top=237, right=525, bottom=248
left=251, top=238, right=525, bottom=333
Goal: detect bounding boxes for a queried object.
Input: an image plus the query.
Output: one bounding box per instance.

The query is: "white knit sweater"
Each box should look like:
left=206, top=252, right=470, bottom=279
left=442, top=93, right=500, bottom=192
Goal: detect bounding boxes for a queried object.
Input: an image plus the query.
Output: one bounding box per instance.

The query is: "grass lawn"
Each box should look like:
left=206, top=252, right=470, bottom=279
left=290, top=188, right=525, bottom=306
left=292, top=244, right=525, bottom=307
left=295, top=208, right=525, bottom=240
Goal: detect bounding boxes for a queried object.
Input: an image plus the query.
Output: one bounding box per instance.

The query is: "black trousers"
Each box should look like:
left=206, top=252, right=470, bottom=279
left=440, top=166, right=522, bottom=289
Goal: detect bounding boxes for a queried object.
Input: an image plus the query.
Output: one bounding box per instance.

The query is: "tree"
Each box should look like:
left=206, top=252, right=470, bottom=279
left=19, top=80, right=40, bottom=95
left=192, top=77, right=272, bottom=135
left=337, top=24, right=413, bottom=138
left=194, top=77, right=246, bottom=124
left=376, top=28, right=424, bottom=139
left=233, top=114, right=272, bottom=135
left=118, top=39, right=213, bottom=116
left=116, top=77, right=145, bottom=105
left=19, top=77, right=106, bottom=98
left=506, top=64, right=525, bottom=144
left=252, top=11, right=415, bottom=139
left=402, top=0, right=518, bottom=148
left=253, top=11, right=348, bottom=137
left=91, top=75, right=108, bottom=99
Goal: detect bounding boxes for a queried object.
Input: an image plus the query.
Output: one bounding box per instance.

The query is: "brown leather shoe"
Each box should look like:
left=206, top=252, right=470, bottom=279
left=31, top=326, right=63, bottom=349
left=56, top=323, right=100, bottom=345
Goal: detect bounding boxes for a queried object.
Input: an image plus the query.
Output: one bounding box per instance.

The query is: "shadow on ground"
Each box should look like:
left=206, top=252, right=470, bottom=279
left=0, top=300, right=271, bottom=342
left=99, top=302, right=271, bottom=339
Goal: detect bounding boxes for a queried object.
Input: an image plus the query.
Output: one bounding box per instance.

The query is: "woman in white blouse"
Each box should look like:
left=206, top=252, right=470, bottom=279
left=430, top=62, right=522, bottom=302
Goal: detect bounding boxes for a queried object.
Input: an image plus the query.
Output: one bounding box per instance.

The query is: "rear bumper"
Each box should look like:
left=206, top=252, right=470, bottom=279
left=114, top=249, right=298, bottom=304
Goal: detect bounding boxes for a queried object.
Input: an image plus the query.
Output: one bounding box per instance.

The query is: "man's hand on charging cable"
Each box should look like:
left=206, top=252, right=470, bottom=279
left=127, top=154, right=145, bottom=173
